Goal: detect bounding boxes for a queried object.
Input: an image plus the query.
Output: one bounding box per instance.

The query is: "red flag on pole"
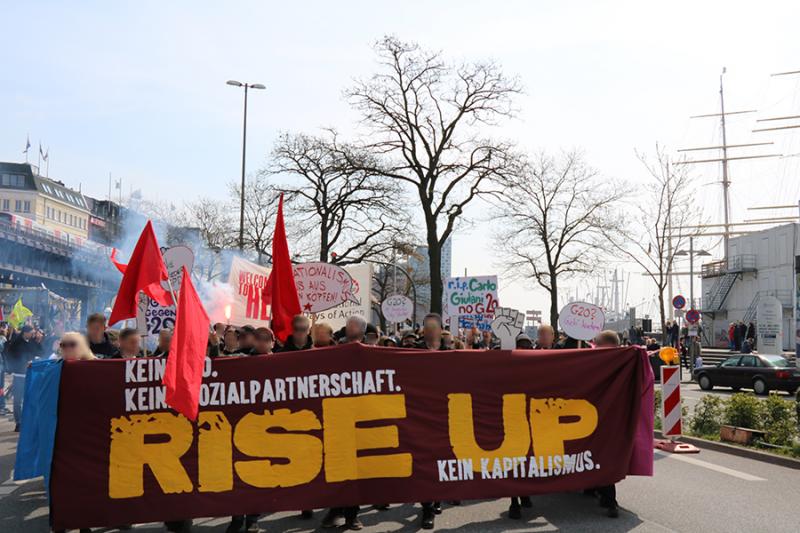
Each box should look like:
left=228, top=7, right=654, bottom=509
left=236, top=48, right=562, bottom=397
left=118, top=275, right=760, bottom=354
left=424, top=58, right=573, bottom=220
left=108, top=221, right=172, bottom=325
left=266, top=194, right=301, bottom=344
left=109, top=248, right=127, bottom=274
left=163, top=267, right=209, bottom=421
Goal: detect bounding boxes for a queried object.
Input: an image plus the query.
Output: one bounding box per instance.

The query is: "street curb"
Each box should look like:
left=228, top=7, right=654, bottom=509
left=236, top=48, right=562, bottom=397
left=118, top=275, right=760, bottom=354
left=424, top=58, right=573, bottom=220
left=655, top=430, right=800, bottom=470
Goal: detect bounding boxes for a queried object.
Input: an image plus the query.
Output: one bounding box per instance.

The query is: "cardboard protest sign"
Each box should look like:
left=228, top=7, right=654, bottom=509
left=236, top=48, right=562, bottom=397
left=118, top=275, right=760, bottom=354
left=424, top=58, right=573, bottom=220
left=304, top=263, right=372, bottom=330
left=49, top=345, right=652, bottom=529
left=558, top=302, right=605, bottom=341
left=226, top=256, right=272, bottom=327
left=444, top=275, right=499, bottom=332
left=381, top=294, right=414, bottom=323
left=136, top=246, right=194, bottom=336
left=293, top=262, right=360, bottom=313
left=491, top=307, right=524, bottom=349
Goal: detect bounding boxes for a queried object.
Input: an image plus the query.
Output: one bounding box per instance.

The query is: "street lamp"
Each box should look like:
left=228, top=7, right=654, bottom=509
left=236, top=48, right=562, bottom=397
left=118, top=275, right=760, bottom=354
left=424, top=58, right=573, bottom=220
left=675, top=237, right=712, bottom=309
left=227, top=80, right=266, bottom=251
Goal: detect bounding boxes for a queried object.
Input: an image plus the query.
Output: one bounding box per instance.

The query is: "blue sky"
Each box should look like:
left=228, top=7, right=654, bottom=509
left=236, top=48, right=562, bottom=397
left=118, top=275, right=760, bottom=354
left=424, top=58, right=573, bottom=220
left=3, top=1, right=800, bottom=319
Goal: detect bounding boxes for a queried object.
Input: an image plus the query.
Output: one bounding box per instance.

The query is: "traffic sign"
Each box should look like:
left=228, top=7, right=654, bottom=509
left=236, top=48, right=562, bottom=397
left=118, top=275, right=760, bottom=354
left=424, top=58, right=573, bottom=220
left=686, top=309, right=700, bottom=324
left=672, top=295, right=686, bottom=310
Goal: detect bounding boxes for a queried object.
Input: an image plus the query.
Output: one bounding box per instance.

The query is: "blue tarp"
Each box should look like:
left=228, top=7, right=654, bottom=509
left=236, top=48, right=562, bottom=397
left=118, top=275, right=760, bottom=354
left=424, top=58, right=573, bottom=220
left=13, top=359, right=62, bottom=487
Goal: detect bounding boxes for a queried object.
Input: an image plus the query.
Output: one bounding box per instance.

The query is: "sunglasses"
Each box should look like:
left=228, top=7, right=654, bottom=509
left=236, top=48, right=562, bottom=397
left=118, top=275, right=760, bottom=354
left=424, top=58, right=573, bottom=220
left=60, top=341, right=78, bottom=349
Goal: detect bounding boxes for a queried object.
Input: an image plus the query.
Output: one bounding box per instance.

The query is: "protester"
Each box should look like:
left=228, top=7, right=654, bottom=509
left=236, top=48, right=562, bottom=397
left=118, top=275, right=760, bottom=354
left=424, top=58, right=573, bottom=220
left=4, top=324, right=41, bottom=431
left=441, top=330, right=454, bottom=349
left=279, top=315, right=313, bottom=351
left=222, top=328, right=240, bottom=355
left=320, top=317, right=365, bottom=530
left=379, top=336, right=398, bottom=347
left=251, top=327, right=275, bottom=356
left=312, top=322, right=336, bottom=348
left=589, top=329, right=622, bottom=518
left=515, top=334, right=534, bottom=350
left=57, top=332, right=96, bottom=361
left=364, top=323, right=380, bottom=345
left=413, top=313, right=450, bottom=529
left=117, top=328, right=142, bottom=358
left=400, top=331, right=417, bottom=348
left=85, top=313, right=118, bottom=358
left=152, top=328, right=173, bottom=357
left=535, top=325, right=556, bottom=349
left=238, top=325, right=256, bottom=355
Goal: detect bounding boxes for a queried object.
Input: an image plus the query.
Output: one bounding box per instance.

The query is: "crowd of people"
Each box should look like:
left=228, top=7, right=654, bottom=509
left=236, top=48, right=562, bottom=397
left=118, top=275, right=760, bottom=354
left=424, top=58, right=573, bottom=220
left=4, top=311, right=650, bottom=533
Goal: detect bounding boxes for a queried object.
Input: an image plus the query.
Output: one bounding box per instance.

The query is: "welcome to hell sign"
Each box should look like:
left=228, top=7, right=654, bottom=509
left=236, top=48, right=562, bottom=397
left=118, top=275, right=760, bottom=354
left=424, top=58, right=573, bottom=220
left=47, top=345, right=653, bottom=529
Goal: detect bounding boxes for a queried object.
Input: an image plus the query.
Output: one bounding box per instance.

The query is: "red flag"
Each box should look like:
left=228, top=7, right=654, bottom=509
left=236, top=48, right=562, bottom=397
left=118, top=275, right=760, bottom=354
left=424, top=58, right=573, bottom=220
left=266, top=194, right=301, bottom=343
left=163, top=267, right=209, bottom=421
left=109, top=248, right=127, bottom=274
left=108, top=221, right=172, bottom=325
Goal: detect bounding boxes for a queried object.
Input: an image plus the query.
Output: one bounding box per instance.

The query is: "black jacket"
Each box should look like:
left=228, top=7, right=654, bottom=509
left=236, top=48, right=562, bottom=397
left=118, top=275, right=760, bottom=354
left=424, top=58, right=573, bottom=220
left=88, top=332, right=119, bottom=359
left=414, top=339, right=449, bottom=351
left=277, top=335, right=313, bottom=352
left=5, top=335, right=42, bottom=374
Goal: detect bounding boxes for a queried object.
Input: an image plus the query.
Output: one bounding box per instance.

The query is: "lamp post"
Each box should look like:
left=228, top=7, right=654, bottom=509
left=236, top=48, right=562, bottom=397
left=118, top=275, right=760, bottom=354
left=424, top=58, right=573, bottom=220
left=675, top=237, right=712, bottom=310
left=227, top=80, right=265, bottom=251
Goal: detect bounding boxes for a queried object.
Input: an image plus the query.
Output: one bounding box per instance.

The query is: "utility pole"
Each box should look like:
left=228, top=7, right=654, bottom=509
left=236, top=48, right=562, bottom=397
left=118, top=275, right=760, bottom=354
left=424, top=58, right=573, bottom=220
left=676, top=68, right=781, bottom=262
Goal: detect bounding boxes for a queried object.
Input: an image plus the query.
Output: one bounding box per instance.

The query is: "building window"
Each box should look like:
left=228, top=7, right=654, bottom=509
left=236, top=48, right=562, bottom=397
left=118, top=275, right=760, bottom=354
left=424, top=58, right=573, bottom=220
left=23, top=201, right=30, bottom=213
left=2, top=199, right=8, bottom=211
left=14, top=200, right=22, bottom=212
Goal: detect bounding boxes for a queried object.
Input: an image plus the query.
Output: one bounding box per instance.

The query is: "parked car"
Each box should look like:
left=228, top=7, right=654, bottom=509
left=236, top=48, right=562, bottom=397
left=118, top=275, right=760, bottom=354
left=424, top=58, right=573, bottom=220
left=693, top=354, right=800, bottom=395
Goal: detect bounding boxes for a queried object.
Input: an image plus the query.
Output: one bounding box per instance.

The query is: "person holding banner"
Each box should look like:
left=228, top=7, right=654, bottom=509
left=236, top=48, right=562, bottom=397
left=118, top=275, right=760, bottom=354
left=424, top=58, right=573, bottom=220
left=590, top=329, right=623, bottom=518
left=251, top=327, right=275, bottom=356
left=414, top=313, right=451, bottom=529
left=312, top=322, right=336, bottom=348
left=117, top=328, right=143, bottom=358
left=321, top=315, right=366, bottom=530
left=85, top=313, right=118, bottom=358
left=222, top=328, right=240, bottom=355
left=278, top=315, right=313, bottom=351
left=535, top=325, right=556, bottom=350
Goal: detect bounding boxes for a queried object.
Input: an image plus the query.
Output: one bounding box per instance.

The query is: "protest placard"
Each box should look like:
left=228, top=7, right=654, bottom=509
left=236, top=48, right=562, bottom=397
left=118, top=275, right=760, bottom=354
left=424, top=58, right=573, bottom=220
left=136, top=246, right=194, bottom=336
left=381, top=294, right=414, bottom=323
left=558, top=302, right=605, bottom=341
left=226, top=256, right=272, bottom=327
left=293, top=262, right=360, bottom=313
left=444, top=275, right=499, bottom=331
left=304, top=263, right=372, bottom=330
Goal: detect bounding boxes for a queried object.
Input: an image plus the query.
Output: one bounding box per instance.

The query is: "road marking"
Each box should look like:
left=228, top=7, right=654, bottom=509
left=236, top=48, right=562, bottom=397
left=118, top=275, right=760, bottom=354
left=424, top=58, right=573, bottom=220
left=655, top=451, right=766, bottom=481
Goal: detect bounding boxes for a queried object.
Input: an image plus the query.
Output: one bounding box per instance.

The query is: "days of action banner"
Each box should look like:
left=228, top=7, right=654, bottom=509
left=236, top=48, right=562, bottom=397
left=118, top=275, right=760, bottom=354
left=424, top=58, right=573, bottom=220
left=49, top=345, right=652, bottom=529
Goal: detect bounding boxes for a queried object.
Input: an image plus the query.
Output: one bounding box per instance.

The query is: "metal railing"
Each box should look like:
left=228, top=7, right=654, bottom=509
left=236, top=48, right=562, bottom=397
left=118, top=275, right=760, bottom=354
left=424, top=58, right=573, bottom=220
left=701, top=254, right=757, bottom=278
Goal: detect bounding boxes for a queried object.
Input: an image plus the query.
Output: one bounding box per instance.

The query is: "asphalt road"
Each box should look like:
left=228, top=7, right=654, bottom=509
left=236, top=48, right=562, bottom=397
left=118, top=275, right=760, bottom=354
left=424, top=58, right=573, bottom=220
left=1, top=408, right=799, bottom=532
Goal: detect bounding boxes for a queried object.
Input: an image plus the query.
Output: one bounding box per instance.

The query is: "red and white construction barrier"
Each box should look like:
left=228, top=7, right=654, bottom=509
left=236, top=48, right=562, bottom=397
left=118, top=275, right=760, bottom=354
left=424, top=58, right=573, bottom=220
left=656, top=365, right=699, bottom=453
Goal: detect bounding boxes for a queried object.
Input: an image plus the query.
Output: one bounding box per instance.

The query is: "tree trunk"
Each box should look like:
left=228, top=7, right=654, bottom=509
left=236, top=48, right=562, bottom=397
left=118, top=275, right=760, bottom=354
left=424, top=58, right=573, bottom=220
left=658, top=289, right=666, bottom=341
left=427, top=229, right=443, bottom=315
left=549, top=275, right=559, bottom=329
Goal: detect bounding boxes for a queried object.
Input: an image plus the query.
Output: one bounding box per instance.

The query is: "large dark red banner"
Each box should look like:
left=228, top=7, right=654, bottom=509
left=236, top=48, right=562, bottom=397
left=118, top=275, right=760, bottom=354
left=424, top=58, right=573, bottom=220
left=50, top=345, right=651, bottom=529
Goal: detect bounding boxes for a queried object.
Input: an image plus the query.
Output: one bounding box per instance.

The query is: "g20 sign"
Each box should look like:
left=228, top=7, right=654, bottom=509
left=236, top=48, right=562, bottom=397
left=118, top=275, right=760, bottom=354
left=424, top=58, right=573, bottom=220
left=558, top=302, right=605, bottom=341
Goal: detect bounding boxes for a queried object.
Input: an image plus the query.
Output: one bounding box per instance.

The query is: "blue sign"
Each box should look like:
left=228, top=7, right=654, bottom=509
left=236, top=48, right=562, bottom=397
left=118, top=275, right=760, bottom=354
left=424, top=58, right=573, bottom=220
left=686, top=309, right=700, bottom=324
left=672, top=295, right=686, bottom=310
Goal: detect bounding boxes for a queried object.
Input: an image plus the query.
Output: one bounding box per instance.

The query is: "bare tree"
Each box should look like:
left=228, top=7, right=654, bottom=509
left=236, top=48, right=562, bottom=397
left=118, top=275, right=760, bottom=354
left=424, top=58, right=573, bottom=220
left=491, top=151, right=627, bottom=327
left=270, top=131, right=410, bottom=266
left=183, top=198, right=238, bottom=280
left=346, top=36, right=521, bottom=314
left=610, top=146, right=699, bottom=334
left=230, top=173, right=279, bottom=265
